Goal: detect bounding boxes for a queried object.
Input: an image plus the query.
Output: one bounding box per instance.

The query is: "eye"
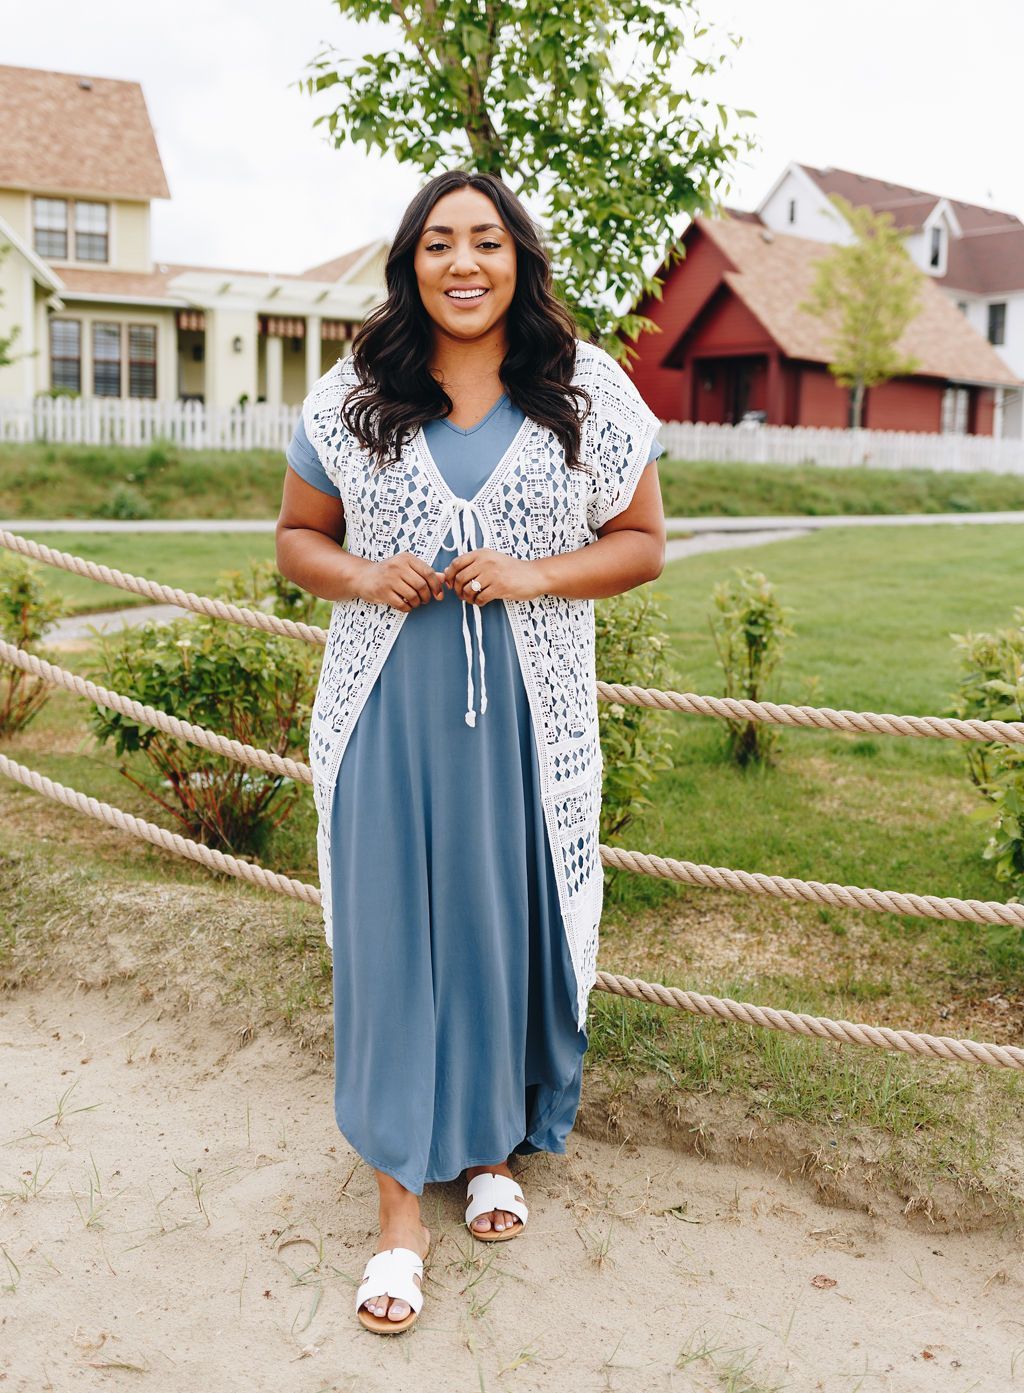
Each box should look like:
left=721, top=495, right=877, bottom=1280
left=424, top=240, right=504, bottom=252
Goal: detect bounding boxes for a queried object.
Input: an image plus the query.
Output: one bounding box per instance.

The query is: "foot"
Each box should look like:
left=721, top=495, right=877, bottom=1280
left=465, top=1158, right=524, bottom=1236
left=360, top=1214, right=431, bottom=1324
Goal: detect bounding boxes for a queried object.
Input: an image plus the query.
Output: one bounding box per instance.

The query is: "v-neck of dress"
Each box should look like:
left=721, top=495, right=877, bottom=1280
left=415, top=404, right=537, bottom=509
left=435, top=392, right=508, bottom=436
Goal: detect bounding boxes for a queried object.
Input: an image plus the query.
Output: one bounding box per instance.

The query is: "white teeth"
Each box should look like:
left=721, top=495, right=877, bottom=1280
left=447, top=288, right=487, bottom=299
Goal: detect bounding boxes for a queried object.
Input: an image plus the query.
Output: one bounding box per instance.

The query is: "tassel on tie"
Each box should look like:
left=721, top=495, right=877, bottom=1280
left=440, top=496, right=490, bottom=728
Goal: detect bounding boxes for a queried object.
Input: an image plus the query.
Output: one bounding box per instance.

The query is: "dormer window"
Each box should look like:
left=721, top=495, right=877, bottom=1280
left=788, top=198, right=796, bottom=224
left=31, top=195, right=109, bottom=263
left=33, top=197, right=68, bottom=258
left=988, top=302, right=1007, bottom=346
left=75, top=201, right=109, bottom=262
left=930, top=224, right=943, bottom=269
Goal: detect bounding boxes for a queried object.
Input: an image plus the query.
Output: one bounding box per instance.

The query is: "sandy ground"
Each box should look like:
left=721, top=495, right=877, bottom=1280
left=1, top=982, right=1022, bottom=1393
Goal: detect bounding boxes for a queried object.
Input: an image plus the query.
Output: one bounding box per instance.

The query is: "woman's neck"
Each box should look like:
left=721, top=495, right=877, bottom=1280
left=428, top=327, right=507, bottom=392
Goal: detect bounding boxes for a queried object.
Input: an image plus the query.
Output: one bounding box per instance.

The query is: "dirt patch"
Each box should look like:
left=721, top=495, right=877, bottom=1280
left=2, top=976, right=1022, bottom=1393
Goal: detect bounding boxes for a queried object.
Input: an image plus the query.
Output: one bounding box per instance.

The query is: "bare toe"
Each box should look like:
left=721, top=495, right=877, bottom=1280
left=387, top=1298, right=409, bottom=1321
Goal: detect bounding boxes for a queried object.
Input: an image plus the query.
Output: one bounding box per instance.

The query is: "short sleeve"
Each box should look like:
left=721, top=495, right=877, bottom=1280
left=584, top=350, right=663, bottom=533
left=286, top=414, right=341, bottom=499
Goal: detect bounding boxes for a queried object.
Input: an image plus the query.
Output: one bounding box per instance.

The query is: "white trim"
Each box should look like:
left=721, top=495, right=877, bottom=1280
left=0, top=211, right=64, bottom=292
left=58, top=291, right=187, bottom=308
left=334, top=238, right=388, bottom=284
left=755, top=161, right=827, bottom=220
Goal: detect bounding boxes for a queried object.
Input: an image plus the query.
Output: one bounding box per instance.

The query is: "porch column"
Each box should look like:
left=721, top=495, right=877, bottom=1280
left=766, top=349, right=783, bottom=425
left=265, top=332, right=283, bottom=406
left=305, top=315, right=322, bottom=391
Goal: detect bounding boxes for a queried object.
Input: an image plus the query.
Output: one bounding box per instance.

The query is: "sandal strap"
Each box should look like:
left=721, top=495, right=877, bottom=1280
left=355, top=1246, right=425, bottom=1314
left=465, top=1171, right=529, bottom=1228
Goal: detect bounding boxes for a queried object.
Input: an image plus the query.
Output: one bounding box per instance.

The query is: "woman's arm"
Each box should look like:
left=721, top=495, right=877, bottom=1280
left=528, top=459, right=666, bottom=600
left=275, top=468, right=372, bottom=602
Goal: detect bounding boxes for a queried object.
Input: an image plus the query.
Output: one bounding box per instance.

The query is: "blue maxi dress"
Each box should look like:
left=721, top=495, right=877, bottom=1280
left=286, top=393, right=664, bottom=1195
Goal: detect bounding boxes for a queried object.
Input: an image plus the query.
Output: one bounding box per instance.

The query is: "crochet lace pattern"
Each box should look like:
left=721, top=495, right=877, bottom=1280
left=302, top=338, right=661, bottom=1031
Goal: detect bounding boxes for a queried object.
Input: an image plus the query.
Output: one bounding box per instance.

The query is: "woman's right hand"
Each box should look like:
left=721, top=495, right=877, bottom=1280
left=358, top=552, right=446, bottom=611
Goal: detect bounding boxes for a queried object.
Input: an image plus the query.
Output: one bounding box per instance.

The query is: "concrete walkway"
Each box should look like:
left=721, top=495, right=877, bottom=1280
left=5, top=509, right=1024, bottom=535
left=44, top=527, right=810, bottom=643
left=23, top=507, right=1020, bottom=643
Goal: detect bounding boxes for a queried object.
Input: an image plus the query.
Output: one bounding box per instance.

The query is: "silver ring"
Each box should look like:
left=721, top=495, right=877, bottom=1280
left=469, top=578, right=482, bottom=593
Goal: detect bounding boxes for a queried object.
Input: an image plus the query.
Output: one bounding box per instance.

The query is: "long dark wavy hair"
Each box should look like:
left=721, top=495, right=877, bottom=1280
left=341, top=170, right=594, bottom=476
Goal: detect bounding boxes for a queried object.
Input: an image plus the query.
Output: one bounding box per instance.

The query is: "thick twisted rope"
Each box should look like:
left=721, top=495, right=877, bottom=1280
left=598, top=845, right=1024, bottom=928
left=0, top=753, right=320, bottom=904
left=0, top=528, right=329, bottom=646
left=0, top=638, right=312, bottom=784
left=1, top=750, right=1020, bottom=1070
left=3, top=528, right=1021, bottom=746
left=595, top=680, right=1024, bottom=747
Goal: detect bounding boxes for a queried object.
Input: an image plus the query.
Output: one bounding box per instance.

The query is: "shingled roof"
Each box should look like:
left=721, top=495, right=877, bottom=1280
left=693, top=213, right=1020, bottom=388
left=797, top=163, right=1024, bottom=296
left=0, top=64, right=170, bottom=201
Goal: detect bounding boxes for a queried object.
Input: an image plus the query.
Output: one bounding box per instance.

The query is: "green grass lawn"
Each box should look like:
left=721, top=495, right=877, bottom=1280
left=4, top=438, right=1024, bottom=521
left=3, top=519, right=1023, bottom=1218
left=12, top=529, right=278, bottom=615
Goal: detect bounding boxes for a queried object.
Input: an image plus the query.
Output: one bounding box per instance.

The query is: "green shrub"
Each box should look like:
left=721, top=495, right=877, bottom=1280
left=595, top=585, right=675, bottom=845
left=0, top=555, right=66, bottom=736
left=99, top=485, right=153, bottom=521
left=950, top=610, right=1024, bottom=899
left=707, top=567, right=795, bottom=767
left=89, top=564, right=321, bottom=856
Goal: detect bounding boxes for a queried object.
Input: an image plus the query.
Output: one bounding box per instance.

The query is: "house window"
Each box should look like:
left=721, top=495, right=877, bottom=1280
left=788, top=198, right=796, bottom=224
left=128, top=325, right=157, bottom=398
left=941, top=385, right=969, bottom=434
left=34, top=198, right=68, bottom=259
left=988, top=302, right=1007, bottom=346
left=92, top=322, right=121, bottom=396
left=49, top=319, right=81, bottom=391
left=75, top=201, right=109, bottom=262
left=930, top=225, right=943, bottom=269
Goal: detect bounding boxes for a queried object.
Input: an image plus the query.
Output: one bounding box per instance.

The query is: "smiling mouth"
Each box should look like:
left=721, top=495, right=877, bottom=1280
left=445, top=288, right=490, bottom=303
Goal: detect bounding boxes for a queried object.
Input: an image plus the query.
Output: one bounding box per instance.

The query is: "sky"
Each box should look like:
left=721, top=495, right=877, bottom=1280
left=3, top=0, right=1023, bottom=277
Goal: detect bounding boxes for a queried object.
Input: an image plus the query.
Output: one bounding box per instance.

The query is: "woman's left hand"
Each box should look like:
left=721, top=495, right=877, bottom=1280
left=443, top=549, right=544, bottom=605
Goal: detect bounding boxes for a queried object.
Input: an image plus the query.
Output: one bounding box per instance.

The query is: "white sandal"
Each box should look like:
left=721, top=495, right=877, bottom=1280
left=464, top=1171, right=529, bottom=1242
left=355, top=1245, right=427, bottom=1333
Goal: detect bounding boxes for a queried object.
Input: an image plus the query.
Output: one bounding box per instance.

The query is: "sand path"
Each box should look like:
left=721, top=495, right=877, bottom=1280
left=1, top=981, right=1020, bottom=1393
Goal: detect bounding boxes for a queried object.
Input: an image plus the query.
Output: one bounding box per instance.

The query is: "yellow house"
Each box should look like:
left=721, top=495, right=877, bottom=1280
left=0, top=63, right=386, bottom=408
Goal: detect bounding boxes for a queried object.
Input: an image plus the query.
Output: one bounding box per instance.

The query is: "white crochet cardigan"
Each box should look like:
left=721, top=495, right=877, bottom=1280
left=302, top=338, right=661, bottom=1030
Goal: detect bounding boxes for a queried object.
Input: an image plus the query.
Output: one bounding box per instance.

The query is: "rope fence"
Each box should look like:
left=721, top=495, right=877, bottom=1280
left=6, top=634, right=1023, bottom=928
left=1, top=750, right=1020, bottom=1071
left=4, top=527, right=1022, bottom=747
left=2, top=527, right=1022, bottom=1074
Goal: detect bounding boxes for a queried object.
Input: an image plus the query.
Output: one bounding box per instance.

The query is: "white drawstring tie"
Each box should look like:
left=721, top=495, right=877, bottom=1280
left=439, top=496, right=489, bottom=727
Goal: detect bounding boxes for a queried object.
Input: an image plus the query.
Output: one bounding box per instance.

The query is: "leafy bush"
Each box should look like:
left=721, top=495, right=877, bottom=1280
left=707, top=567, right=794, bottom=767
left=595, top=585, right=675, bottom=844
left=0, top=555, right=66, bottom=736
left=89, top=563, right=322, bottom=856
left=99, top=485, right=153, bottom=521
left=950, top=610, right=1024, bottom=898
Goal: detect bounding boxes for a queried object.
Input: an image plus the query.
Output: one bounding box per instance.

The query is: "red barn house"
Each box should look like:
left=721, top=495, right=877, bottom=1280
left=626, top=209, right=1019, bottom=435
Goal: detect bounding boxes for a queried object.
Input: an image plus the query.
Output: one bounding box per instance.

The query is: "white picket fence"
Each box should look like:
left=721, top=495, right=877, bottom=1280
left=658, top=420, right=1024, bottom=475
left=0, top=396, right=300, bottom=452
left=3, top=396, right=1024, bottom=474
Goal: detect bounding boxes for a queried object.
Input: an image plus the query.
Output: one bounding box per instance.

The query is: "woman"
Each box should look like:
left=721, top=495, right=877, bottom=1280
left=275, top=169, right=666, bottom=1334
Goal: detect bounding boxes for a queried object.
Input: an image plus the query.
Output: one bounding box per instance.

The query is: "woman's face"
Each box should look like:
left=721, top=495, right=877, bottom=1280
left=413, top=186, right=517, bottom=350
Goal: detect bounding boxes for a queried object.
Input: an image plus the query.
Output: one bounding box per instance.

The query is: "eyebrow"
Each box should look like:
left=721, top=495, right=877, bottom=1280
left=422, top=223, right=505, bottom=235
